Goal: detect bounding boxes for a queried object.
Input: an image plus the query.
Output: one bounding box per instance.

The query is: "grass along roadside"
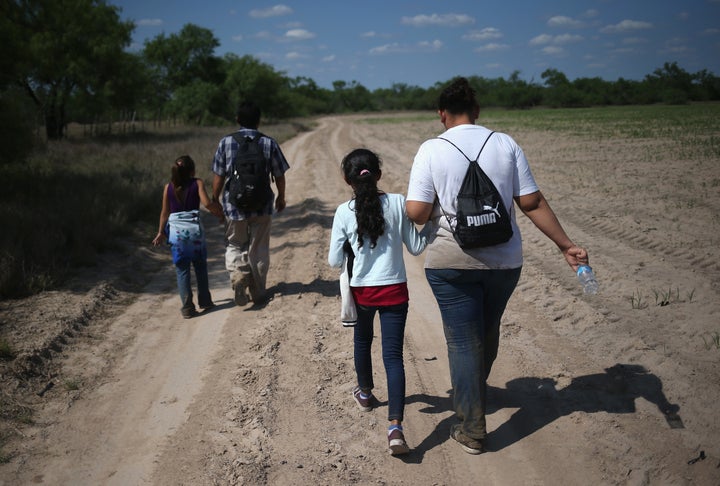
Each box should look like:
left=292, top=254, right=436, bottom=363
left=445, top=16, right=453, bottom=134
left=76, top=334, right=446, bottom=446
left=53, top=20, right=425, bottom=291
left=0, top=121, right=310, bottom=299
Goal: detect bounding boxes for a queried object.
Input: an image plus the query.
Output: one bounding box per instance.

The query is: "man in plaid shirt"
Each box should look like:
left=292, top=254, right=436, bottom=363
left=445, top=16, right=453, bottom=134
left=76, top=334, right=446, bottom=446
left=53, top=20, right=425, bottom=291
left=212, top=101, right=290, bottom=306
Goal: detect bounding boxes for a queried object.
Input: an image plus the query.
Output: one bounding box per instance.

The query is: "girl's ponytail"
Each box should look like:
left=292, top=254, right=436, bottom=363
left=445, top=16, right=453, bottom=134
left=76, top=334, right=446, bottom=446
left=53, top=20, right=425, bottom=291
left=341, top=149, right=385, bottom=248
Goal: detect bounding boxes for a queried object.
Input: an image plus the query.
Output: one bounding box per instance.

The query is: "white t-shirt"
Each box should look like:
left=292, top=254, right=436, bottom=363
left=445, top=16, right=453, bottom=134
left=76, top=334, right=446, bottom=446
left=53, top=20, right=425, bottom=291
left=407, top=124, right=539, bottom=270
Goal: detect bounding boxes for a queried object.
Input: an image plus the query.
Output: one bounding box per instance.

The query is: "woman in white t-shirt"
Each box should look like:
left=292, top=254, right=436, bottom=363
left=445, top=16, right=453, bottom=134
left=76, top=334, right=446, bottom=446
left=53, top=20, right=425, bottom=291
left=406, top=77, right=589, bottom=455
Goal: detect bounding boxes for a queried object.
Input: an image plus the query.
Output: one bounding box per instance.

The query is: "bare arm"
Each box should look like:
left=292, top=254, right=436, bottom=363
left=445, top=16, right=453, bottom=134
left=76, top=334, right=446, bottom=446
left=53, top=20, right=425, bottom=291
left=152, top=185, right=171, bottom=246
left=197, top=179, right=223, bottom=218
left=406, top=200, right=434, bottom=225
left=212, top=173, right=224, bottom=202
left=514, top=190, right=588, bottom=271
left=274, top=175, right=286, bottom=212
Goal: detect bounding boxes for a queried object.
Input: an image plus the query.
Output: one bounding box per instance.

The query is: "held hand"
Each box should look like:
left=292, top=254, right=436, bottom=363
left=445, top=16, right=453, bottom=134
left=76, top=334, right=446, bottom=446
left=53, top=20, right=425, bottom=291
left=207, top=200, right=224, bottom=218
left=275, top=196, right=286, bottom=213
left=562, top=246, right=589, bottom=272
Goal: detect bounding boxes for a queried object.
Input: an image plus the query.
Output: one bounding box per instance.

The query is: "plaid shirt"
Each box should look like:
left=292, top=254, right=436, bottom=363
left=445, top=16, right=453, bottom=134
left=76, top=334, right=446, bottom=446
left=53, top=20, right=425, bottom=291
left=212, top=128, right=290, bottom=220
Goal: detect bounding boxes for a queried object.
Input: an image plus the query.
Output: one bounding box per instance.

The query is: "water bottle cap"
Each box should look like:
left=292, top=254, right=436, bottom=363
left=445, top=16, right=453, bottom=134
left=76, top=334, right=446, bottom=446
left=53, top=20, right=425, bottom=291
left=577, top=265, right=592, bottom=275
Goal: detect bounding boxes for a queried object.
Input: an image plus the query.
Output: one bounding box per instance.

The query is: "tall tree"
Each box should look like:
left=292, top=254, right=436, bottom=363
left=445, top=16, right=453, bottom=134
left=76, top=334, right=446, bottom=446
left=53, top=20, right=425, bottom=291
left=142, top=23, right=222, bottom=115
left=222, top=54, right=290, bottom=120
left=9, top=0, right=133, bottom=139
left=0, top=0, right=37, bottom=162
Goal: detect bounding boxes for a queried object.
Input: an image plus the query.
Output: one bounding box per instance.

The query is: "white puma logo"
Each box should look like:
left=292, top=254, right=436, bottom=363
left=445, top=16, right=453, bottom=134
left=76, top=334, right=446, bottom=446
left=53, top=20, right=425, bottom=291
left=482, top=202, right=501, bottom=218
left=465, top=202, right=502, bottom=227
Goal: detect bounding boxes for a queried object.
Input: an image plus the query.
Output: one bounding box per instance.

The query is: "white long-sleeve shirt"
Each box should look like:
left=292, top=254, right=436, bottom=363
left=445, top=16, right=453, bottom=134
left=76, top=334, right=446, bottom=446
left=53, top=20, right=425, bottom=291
left=328, top=193, right=427, bottom=287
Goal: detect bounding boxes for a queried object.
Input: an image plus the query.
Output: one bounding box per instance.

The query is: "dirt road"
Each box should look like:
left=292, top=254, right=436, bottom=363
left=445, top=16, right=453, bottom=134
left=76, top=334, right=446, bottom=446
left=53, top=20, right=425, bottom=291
left=1, top=113, right=718, bottom=485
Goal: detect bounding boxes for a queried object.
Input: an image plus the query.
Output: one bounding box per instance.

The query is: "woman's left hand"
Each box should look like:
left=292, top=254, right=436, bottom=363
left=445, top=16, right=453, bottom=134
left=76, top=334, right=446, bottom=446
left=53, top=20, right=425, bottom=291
left=563, top=246, right=588, bottom=271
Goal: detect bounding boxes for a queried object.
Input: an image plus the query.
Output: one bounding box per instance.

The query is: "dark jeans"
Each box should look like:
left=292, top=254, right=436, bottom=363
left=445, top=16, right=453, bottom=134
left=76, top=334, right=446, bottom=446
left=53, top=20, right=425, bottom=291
left=175, top=257, right=212, bottom=312
left=425, top=267, right=522, bottom=440
left=353, top=302, right=409, bottom=422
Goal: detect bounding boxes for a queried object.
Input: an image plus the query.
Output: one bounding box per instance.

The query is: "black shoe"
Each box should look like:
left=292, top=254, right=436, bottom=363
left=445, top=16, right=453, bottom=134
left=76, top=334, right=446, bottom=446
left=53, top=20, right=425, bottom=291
left=181, top=307, right=199, bottom=319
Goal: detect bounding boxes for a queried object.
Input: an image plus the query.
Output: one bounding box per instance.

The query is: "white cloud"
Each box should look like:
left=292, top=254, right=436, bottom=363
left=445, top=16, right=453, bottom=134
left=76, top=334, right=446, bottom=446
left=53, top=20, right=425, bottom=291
left=701, top=28, right=720, bottom=36
left=401, top=13, right=475, bottom=27
left=554, top=34, right=583, bottom=44
left=531, top=33, right=582, bottom=49
left=622, top=37, right=647, bottom=45
left=530, top=34, right=554, bottom=45
left=369, top=40, right=443, bottom=55
left=250, top=5, right=293, bottom=18
left=661, top=37, right=690, bottom=54
left=542, top=46, right=565, bottom=55
left=663, top=45, right=689, bottom=54
left=601, top=20, right=653, bottom=34
left=475, top=43, right=510, bottom=52
left=418, top=40, right=443, bottom=50
left=232, top=34, right=243, bottom=42
left=285, top=29, right=316, bottom=40
left=547, top=16, right=583, bottom=28
left=611, top=47, right=639, bottom=55
left=370, top=43, right=401, bottom=54
left=286, top=52, right=308, bottom=60
left=137, top=18, right=163, bottom=27
left=322, top=55, right=336, bottom=62
left=463, top=28, right=502, bottom=41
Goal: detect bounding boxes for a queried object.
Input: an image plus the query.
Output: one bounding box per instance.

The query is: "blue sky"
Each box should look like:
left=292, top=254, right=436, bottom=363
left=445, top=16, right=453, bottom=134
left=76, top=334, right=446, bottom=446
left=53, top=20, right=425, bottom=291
left=114, top=0, right=720, bottom=90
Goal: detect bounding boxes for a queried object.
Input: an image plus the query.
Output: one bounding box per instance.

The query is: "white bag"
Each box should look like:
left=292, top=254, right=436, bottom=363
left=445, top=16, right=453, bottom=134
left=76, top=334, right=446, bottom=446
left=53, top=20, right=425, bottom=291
left=339, top=254, right=357, bottom=326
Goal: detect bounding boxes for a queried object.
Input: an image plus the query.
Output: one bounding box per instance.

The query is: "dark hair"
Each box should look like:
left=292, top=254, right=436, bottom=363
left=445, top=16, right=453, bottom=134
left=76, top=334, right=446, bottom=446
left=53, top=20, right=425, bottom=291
left=341, top=148, right=385, bottom=249
left=236, top=101, right=261, bottom=129
left=171, top=155, right=195, bottom=203
left=437, top=77, right=479, bottom=117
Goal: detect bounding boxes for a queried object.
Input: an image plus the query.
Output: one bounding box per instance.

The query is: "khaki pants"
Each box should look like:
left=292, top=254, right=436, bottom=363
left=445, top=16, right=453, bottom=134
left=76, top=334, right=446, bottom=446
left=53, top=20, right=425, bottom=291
left=225, top=215, right=271, bottom=301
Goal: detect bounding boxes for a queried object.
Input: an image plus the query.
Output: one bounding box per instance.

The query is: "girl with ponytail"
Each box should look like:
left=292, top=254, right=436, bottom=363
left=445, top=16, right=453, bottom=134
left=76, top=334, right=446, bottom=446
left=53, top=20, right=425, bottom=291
left=328, top=148, right=428, bottom=456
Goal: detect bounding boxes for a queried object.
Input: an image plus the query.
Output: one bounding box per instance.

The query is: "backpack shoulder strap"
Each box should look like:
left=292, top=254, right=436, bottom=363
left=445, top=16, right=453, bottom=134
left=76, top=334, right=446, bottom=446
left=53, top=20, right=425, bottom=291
left=434, top=131, right=496, bottom=233
left=436, top=131, right=495, bottom=163
left=229, top=130, right=265, bottom=145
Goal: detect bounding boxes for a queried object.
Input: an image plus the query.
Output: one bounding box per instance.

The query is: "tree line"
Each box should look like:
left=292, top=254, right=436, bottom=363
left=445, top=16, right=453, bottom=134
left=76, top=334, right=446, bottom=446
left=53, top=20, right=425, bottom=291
left=2, top=0, right=719, bottom=161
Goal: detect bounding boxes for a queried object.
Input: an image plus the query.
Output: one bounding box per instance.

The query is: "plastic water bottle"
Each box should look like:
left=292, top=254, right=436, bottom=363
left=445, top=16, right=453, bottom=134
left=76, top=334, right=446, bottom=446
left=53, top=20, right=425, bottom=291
left=577, top=265, right=599, bottom=294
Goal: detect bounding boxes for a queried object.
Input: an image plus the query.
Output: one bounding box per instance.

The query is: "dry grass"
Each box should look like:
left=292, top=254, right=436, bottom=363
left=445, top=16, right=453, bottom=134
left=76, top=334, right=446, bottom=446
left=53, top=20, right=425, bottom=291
left=0, top=120, right=312, bottom=298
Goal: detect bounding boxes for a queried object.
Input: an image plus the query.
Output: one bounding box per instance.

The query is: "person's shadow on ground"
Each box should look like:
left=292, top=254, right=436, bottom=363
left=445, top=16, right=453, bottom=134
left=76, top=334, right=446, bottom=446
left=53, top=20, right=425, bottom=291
left=401, top=363, right=682, bottom=463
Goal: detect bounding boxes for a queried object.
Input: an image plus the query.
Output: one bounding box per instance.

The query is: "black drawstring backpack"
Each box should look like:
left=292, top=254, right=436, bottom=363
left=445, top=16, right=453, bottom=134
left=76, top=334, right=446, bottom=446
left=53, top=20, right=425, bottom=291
left=437, top=131, right=513, bottom=249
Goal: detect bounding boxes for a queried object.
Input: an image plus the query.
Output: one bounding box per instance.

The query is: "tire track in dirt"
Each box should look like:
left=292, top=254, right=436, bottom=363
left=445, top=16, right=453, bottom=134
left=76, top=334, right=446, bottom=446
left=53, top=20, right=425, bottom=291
left=5, top=114, right=717, bottom=486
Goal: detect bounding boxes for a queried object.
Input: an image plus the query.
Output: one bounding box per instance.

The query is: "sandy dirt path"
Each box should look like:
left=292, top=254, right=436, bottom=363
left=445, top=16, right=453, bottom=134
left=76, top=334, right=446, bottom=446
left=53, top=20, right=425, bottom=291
left=1, top=113, right=718, bottom=485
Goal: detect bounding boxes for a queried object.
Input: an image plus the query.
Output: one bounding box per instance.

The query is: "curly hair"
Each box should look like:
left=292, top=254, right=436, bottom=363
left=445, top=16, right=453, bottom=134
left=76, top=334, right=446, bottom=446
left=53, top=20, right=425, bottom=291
left=437, top=76, right=479, bottom=117
left=341, top=148, right=385, bottom=249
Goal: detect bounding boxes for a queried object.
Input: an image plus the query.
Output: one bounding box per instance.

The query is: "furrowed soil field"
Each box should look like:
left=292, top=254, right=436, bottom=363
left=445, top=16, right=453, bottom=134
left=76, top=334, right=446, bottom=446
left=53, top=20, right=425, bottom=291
left=1, top=106, right=719, bottom=485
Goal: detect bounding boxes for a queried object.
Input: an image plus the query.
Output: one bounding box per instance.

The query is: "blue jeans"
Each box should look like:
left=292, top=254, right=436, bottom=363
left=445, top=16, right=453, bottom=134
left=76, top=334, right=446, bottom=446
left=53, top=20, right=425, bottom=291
left=425, top=267, right=522, bottom=440
left=175, top=257, right=212, bottom=312
left=354, top=302, right=408, bottom=422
